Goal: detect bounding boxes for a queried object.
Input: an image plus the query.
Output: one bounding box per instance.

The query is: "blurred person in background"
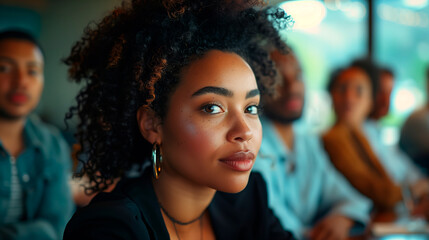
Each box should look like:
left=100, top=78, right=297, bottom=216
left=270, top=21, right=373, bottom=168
left=399, top=66, right=429, bottom=174
left=352, top=60, right=407, bottom=160
left=252, top=49, right=371, bottom=240
left=322, top=60, right=429, bottom=221
left=0, top=30, right=73, bottom=239
left=354, top=60, right=421, bottom=199
left=369, top=66, right=394, bottom=121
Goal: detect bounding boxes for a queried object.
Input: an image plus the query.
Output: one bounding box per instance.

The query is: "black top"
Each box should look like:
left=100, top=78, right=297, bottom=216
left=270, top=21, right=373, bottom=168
left=64, top=169, right=295, bottom=240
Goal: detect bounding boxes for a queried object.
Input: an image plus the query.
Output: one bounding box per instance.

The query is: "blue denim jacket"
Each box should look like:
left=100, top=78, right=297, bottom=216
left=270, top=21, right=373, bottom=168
left=0, top=115, right=73, bottom=240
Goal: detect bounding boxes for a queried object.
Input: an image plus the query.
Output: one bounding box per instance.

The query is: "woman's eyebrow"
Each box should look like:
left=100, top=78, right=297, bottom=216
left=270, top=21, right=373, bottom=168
left=246, top=89, right=260, bottom=99
left=0, top=56, right=16, bottom=65
left=192, top=87, right=259, bottom=99
left=192, top=86, right=233, bottom=97
left=27, top=62, right=43, bottom=68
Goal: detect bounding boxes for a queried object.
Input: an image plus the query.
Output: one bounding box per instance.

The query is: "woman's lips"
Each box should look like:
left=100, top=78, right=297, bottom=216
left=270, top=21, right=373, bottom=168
left=219, top=151, right=255, bottom=172
left=9, top=93, right=29, bottom=104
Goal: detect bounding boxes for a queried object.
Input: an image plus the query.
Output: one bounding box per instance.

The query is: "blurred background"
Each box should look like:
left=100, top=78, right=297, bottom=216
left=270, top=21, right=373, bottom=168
left=0, top=0, right=428, bottom=146
left=274, top=0, right=429, bottom=148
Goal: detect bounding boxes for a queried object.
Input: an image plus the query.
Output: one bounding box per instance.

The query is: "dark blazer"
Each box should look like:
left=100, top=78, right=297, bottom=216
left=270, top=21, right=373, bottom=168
left=64, top=169, right=295, bottom=240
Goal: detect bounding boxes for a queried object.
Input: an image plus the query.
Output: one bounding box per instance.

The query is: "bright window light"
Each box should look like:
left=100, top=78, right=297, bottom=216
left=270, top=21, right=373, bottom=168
left=403, top=0, right=428, bottom=9
left=279, top=0, right=326, bottom=31
left=392, top=85, right=422, bottom=114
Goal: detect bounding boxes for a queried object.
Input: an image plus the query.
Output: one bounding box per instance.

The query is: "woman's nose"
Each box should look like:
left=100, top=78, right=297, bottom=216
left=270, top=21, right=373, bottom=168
left=226, top=112, right=253, bottom=143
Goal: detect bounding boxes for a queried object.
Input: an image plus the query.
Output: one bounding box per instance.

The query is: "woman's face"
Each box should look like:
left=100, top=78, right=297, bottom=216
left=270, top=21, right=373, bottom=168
left=331, top=67, right=373, bottom=126
left=159, top=50, right=261, bottom=193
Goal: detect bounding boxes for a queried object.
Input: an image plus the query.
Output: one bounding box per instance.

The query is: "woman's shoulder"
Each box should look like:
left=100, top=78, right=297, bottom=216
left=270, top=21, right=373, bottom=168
left=322, top=123, right=348, bottom=140
left=64, top=169, right=169, bottom=240
left=64, top=191, right=151, bottom=240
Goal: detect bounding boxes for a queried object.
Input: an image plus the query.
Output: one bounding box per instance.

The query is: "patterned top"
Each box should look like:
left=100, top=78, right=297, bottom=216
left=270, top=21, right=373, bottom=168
left=3, top=156, right=24, bottom=223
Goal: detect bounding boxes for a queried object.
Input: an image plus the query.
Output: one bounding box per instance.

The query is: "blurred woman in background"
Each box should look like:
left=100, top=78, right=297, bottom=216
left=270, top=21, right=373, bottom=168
left=322, top=60, right=429, bottom=220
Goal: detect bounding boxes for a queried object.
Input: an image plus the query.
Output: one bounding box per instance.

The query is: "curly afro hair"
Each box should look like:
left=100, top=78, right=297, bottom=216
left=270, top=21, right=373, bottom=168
left=65, top=0, right=292, bottom=193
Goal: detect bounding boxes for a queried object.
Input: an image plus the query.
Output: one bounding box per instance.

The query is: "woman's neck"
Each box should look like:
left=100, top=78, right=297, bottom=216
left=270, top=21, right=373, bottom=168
left=153, top=172, right=216, bottom=219
left=152, top=170, right=216, bottom=239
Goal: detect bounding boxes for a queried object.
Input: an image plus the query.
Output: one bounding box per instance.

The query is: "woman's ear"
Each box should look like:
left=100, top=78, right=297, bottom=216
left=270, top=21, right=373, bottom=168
left=136, top=106, right=162, bottom=144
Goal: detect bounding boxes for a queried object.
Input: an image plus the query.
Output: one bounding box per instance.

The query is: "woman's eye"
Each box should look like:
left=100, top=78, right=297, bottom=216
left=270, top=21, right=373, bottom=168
left=202, top=104, right=223, bottom=114
left=245, top=105, right=259, bottom=115
left=0, top=64, right=11, bottom=73
left=28, top=69, right=39, bottom=77
left=356, top=85, right=365, bottom=96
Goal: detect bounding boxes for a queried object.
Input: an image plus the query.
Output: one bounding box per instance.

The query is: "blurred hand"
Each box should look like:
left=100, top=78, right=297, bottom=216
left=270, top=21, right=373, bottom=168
left=308, top=215, right=354, bottom=240
left=411, top=194, right=429, bottom=220
left=410, top=179, right=429, bottom=199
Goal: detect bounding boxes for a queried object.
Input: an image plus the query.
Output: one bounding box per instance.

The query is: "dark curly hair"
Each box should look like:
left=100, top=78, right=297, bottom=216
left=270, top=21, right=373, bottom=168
left=327, top=58, right=381, bottom=102
left=0, top=30, right=44, bottom=56
left=65, top=0, right=292, bottom=194
left=350, top=58, right=381, bottom=101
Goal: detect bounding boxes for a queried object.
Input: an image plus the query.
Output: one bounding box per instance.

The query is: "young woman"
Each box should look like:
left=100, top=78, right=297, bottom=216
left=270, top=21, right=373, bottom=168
left=322, top=61, right=429, bottom=219
left=63, top=0, right=295, bottom=239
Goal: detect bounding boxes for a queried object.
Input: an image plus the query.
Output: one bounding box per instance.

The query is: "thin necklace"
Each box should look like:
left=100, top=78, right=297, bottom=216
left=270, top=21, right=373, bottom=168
left=159, top=203, right=205, bottom=240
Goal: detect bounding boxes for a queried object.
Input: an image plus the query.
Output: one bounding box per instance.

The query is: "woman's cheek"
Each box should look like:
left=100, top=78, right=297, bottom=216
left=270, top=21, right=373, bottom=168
left=182, top=119, right=218, bottom=154
left=184, top=119, right=199, bottom=136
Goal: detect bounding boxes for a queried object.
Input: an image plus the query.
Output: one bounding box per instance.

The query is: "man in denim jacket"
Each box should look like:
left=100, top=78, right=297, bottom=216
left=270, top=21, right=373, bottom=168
left=0, top=30, right=73, bottom=239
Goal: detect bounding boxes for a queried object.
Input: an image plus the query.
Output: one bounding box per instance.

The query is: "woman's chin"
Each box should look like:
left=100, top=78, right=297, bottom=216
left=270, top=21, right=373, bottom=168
left=215, top=173, right=251, bottom=194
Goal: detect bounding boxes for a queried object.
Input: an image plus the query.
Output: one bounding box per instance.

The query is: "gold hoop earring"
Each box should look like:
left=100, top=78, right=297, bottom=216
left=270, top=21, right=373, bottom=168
left=152, top=143, right=162, bottom=179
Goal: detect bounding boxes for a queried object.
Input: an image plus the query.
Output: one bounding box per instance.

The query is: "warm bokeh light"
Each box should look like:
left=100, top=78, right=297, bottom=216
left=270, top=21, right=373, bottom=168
left=341, top=2, right=366, bottom=20
left=392, top=84, right=424, bottom=115
left=403, top=0, right=428, bottom=9
left=279, top=0, right=326, bottom=31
